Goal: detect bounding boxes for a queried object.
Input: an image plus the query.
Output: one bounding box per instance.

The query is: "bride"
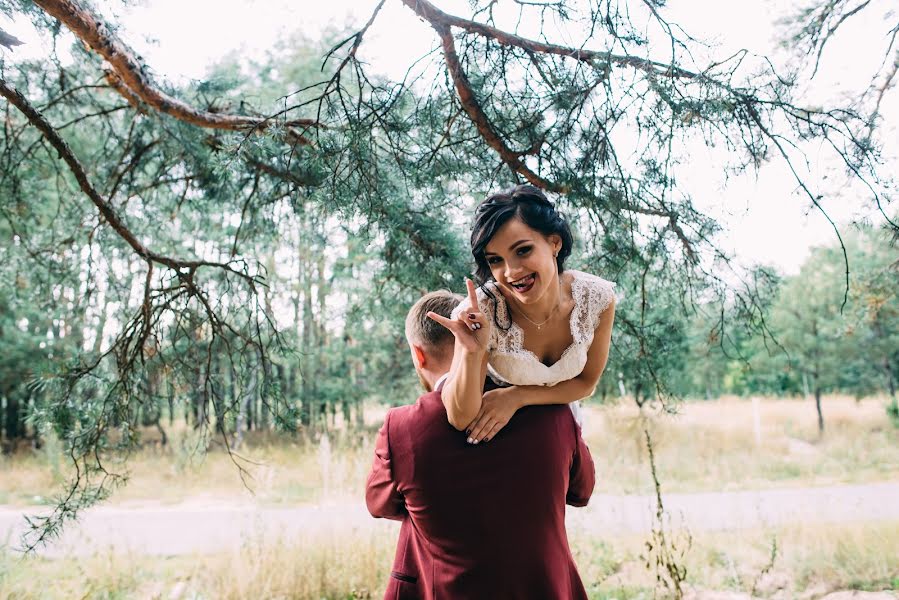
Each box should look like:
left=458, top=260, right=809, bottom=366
left=428, top=184, right=617, bottom=442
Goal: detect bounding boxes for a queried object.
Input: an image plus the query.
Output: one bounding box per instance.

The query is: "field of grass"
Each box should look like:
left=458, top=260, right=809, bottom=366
left=1, top=521, right=897, bottom=599
left=1, top=395, right=896, bottom=506
left=1, top=394, right=897, bottom=599
left=593, top=394, right=899, bottom=494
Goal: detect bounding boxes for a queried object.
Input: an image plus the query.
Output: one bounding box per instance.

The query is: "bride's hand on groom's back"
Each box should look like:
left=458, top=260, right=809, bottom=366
left=465, top=386, right=521, bottom=444
left=426, top=278, right=492, bottom=355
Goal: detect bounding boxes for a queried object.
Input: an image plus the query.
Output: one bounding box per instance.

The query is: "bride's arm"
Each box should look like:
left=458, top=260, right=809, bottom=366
left=441, top=343, right=489, bottom=430
left=426, top=279, right=493, bottom=431
left=466, top=299, right=614, bottom=443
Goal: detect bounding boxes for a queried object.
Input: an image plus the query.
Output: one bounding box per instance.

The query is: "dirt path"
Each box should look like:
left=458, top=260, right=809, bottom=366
left=2, top=481, right=897, bottom=557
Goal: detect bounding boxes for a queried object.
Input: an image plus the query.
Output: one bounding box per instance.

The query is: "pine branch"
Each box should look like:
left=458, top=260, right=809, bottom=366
left=0, top=77, right=260, bottom=285
left=33, top=0, right=318, bottom=144
left=435, top=22, right=561, bottom=191
left=400, top=0, right=704, bottom=81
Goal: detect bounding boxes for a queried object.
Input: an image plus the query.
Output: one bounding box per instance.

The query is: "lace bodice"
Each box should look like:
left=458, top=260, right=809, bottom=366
left=450, top=270, right=617, bottom=393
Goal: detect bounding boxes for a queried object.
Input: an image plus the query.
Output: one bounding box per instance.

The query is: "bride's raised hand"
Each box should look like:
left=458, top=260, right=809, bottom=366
left=426, top=278, right=491, bottom=355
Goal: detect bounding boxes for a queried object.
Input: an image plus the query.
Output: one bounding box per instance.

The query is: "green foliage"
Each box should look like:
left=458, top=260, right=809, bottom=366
left=669, top=226, right=899, bottom=406
left=0, top=0, right=896, bottom=555
left=887, top=401, right=899, bottom=429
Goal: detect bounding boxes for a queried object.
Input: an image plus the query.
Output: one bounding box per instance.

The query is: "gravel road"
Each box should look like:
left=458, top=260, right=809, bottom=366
left=2, top=481, right=897, bottom=557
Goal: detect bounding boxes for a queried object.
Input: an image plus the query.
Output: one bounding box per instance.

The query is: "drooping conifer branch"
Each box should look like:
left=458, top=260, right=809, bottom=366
left=400, top=0, right=704, bottom=80
left=0, top=77, right=260, bottom=283
left=434, top=23, right=562, bottom=192
left=33, top=0, right=318, bottom=143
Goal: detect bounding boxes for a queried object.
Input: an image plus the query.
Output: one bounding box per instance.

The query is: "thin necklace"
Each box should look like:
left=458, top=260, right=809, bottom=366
left=514, top=278, right=562, bottom=330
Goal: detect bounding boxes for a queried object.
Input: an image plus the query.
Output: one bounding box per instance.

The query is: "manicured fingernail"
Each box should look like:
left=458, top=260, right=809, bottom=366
left=473, top=439, right=480, bottom=445
left=467, top=437, right=473, bottom=444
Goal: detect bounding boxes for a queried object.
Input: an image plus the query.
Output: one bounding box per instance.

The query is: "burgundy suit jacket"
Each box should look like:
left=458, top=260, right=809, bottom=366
left=365, top=385, right=595, bottom=599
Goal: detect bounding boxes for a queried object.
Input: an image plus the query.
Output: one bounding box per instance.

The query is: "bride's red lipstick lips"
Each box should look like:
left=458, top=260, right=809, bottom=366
left=511, top=273, right=536, bottom=293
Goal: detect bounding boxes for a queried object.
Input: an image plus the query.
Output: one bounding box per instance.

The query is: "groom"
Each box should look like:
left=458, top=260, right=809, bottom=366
left=365, top=290, right=595, bottom=599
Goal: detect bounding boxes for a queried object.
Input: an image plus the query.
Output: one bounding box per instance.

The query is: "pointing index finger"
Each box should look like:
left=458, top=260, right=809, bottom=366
left=466, top=278, right=480, bottom=314
left=427, top=311, right=454, bottom=330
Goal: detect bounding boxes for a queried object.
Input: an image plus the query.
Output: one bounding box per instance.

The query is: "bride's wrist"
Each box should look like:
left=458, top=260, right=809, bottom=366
left=458, top=344, right=487, bottom=359
left=498, top=385, right=525, bottom=409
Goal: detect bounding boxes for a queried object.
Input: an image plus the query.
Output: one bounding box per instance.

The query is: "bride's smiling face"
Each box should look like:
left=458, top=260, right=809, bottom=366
left=484, top=216, right=561, bottom=305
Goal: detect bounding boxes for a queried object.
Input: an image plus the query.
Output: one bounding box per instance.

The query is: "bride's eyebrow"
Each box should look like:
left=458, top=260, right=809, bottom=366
left=485, top=239, right=532, bottom=255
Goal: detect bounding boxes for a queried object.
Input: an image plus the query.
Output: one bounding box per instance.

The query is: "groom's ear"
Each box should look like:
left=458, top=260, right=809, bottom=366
left=412, top=344, right=427, bottom=368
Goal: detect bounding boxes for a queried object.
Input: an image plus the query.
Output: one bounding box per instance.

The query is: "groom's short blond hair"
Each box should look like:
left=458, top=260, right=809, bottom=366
left=405, top=290, right=463, bottom=360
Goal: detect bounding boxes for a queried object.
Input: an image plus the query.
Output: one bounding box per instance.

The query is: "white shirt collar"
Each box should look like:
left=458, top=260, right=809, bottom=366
left=434, top=372, right=449, bottom=391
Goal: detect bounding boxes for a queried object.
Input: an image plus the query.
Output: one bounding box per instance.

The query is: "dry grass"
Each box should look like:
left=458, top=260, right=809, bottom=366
left=586, top=394, right=899, bottom=494
left=2, top=394, right=897, bottom=599
left=0, top=425, right=377, bottom=508
left=575, top=520, right=899, bottom=599
left=1, top=395, right=894, bottom=598
left=684, top=520, right=899, bottom=596
left=0, top=525, right=397, bottom=600
left=1, top=395, right=897, bottom=507
left=1, top=521, right=896, bottom=599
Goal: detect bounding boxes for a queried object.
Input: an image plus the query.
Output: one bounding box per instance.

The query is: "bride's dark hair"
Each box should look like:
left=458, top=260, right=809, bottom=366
left=469, top=184, right=574, bottom=330
left=471, top=184, right=573, bottom=284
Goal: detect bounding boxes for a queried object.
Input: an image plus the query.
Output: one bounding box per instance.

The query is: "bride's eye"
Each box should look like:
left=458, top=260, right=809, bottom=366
left=487, top=256, right=502, bottom=265
left=517, top=246, right=532, bottom=255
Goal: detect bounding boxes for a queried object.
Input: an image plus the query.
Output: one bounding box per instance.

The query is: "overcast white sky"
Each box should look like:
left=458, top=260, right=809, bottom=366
left=5, top=0, right=897, bottom=274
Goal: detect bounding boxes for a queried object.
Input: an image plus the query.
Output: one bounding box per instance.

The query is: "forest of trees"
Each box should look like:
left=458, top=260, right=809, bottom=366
left=9, top=217, right=896, bottom=444
left=0, top=0, right=896, bottom=541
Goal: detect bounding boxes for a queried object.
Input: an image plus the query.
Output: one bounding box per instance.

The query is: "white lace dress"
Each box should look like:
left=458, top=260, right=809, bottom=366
left=450, top=270, right=618, bottom=426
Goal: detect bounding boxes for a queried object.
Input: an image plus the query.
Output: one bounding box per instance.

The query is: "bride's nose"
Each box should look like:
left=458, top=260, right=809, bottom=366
left=504, top=261, right=523, bottom=280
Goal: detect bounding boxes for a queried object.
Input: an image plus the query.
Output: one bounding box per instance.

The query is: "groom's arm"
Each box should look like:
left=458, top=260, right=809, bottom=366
left=566, top=421, right=596, bottom=507
left=365, top=410, right=407, bottom=520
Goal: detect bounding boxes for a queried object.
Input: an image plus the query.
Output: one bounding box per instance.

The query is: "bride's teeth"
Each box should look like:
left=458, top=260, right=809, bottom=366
left=512, top=274, right=534, bottom=288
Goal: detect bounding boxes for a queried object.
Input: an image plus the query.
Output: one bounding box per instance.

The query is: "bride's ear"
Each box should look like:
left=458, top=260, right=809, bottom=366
left=548, top=233, right=562, bottom=256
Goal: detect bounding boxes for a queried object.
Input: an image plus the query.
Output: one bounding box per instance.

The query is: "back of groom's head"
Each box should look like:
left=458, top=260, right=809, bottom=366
left=404, top=290, right=462, bottom=362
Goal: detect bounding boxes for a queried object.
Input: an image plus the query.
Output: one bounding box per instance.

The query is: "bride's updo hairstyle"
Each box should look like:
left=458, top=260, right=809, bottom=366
left=470, top=184, right=573, bottom=286
left=470, top=184, right=574, bottom=330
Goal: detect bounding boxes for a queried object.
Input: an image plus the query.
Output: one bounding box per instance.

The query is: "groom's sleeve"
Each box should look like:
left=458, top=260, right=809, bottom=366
left=566, top=422, right=596, bottom=507
left=365, top=409, right=407, bottom=520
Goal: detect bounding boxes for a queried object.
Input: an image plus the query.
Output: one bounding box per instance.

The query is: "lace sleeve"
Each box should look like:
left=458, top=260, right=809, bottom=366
left=572, top=273, right=618, bottom=336
left=590, top=277, right=618, bottom=331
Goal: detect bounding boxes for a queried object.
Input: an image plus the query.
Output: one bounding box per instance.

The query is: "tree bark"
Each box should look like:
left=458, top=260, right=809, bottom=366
left=300, top=239, right=315, bottom=427
left=815, top=387, right=824, bottom=434
left=232, top=360, right=257, bottom=449
left=885, top=357, right=896, bottom=403
left=813, top=368, right=824, bottom=434
left=168, top=382, right=175, bottom=427
left=3, top=394, right=20, bottom=450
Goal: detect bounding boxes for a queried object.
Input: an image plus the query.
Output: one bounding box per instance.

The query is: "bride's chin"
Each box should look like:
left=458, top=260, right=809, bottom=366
left=511, top=285, right=540, bottom=303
